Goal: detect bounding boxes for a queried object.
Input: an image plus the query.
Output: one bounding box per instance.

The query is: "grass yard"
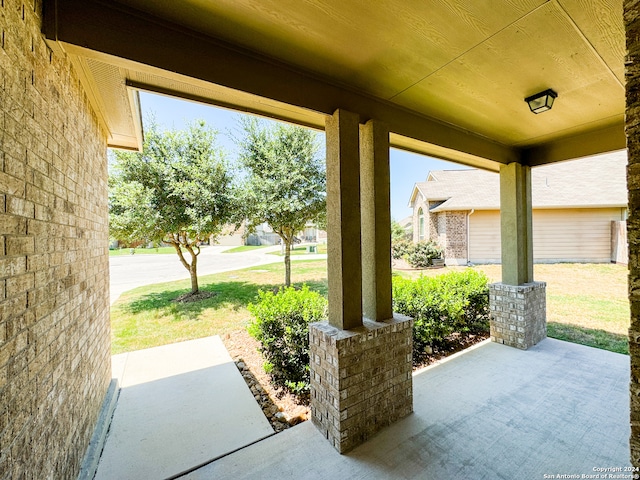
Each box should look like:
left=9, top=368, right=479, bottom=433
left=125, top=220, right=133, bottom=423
left=109, top=246, right=177, bottom=256
left=112, top=261, right=629, bottom=355
left=223, top=245, right=271, bottom=253
left=397, top=263, right=629, bottom=354
left=111, top=260, right=327, bottom=354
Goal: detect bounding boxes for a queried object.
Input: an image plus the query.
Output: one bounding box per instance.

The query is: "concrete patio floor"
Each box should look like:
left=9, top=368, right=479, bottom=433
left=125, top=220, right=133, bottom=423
left=185, top=338, right=631, bottom=480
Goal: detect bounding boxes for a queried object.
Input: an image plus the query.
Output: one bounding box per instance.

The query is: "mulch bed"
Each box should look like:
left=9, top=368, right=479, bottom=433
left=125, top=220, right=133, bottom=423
left=172, top=291, right=217, bottom=303
left=412, top=331, right=490, bottom=369
left=223, top=328, right=489, bottom=434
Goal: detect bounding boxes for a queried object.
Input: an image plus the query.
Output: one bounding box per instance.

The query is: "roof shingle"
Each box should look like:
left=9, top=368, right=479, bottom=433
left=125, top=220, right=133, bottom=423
left=411, top=151, right=627, bottom=212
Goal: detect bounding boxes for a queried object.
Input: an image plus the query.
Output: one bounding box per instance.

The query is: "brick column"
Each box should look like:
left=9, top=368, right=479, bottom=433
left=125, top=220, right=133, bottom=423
left=490, top=162, right=546, bottom=349
left=489, top=282, right=546, bottom=349
left=625, top=0, right=640, bottom=468
left=309, top=315, right=413, bottom=453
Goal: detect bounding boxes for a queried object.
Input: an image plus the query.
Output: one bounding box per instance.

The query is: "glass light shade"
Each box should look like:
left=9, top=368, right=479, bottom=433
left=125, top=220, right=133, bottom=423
left=525, top=89, right=558, bottom=114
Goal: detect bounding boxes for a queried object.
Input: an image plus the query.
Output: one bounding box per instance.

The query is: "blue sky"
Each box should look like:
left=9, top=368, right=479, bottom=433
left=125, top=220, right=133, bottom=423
left=139, top=92, right=466, bottom=221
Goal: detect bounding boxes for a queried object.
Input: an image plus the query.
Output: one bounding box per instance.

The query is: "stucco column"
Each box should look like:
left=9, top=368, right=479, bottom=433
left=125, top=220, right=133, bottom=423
left=490, top=162, right=546, bottom=349
left=325, top=109, right=363, bottom=330
left=625, top=0, right=640, bottom=468
left=359, top=120, right=393, bottom=321
left=499, top=162, right=533, bottom=286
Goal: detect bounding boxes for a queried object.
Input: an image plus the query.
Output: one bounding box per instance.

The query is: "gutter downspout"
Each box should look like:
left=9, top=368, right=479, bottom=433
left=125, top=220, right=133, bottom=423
left=467, top=209, right=475, bottom=265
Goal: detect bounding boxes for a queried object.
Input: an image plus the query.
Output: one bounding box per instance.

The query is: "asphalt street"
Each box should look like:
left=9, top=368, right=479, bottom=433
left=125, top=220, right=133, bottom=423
left=109, top=246, right=278, bottom=304
left=108, top=245, right=327, bottom=304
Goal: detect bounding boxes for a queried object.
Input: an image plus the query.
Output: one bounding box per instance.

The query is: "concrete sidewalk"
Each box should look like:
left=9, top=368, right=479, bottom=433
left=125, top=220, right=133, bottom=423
left=185, top=338, right=631, bottom=479
left=94, top=337, right=273, bottom=480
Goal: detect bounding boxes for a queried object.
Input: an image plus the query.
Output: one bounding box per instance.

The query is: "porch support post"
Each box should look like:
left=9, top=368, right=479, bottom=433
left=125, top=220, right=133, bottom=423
left=360, top=120, right=393, bottom=321
left=500, top=162, right=533, bottom=285
left=325, top=109, right=363, bottom=330
left=489, top=162, right=546, bottom=349
left=310, top=111, right=413, bottom=454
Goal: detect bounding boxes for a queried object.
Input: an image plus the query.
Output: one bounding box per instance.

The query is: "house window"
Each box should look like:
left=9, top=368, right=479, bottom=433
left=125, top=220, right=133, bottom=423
left=418, top=208, right=425, bottom=241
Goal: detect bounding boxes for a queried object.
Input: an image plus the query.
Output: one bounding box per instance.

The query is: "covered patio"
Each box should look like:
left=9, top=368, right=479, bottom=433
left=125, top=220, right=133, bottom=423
left=192, top=338, right=630, bottom=479
left=1, top=0, right=639, bottom=478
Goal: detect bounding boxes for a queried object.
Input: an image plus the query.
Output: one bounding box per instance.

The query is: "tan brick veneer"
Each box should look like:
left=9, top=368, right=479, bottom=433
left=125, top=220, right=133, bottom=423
left=0, top=1, right=111, bottom=477
left=310, top=315, right=413, bottom=453
left=627, top=0, right=640, bottom=467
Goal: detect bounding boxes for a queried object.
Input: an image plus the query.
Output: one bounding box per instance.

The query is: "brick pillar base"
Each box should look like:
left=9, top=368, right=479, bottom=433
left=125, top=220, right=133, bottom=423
left=309, top=315, right=413, bottom=453
left=489, top=282, right=546, bottom=350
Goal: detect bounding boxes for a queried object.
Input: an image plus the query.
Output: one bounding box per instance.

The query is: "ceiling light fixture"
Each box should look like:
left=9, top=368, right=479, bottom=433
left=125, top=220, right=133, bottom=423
left=525, top=89, right=558, bottom=114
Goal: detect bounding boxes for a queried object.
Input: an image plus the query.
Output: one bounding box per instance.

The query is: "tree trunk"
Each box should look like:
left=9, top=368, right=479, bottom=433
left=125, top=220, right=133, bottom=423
left=171, top=239, right=199, bottom=294
left=189, top=252, right=199, bottom=294
left=284, top=241, right=291, bottom=287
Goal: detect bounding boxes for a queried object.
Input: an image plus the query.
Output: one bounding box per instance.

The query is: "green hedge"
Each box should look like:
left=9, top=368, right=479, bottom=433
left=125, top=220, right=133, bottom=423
left=247, top=285, right=327, bottom=395
left=249, top=272, right=489, bottom=392
left=392, top=270, right=490, bottom=356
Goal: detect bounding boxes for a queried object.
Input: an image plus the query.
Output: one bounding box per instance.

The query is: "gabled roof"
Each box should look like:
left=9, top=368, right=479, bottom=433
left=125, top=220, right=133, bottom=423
left=398, top=216, right=413, bottom=229
left=409, top=151, right=628, bottom=212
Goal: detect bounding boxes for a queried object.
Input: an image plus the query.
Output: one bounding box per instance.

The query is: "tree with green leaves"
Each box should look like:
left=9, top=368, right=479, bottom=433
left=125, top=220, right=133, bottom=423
left=109, top=120, right=235, bottom=296
left=237, top=118, right=326, bottom=287
left=391, top=219, right=408, bottom=242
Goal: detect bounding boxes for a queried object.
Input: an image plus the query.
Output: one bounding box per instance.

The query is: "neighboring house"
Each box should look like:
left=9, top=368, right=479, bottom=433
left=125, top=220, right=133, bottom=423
left=398, top=216, right=413, bottom=240
left=408, top=151, right=628, bottom=265
left=211, top=224, right=245, bottom=246
left=245, top=223, right=280, bottom=246
left=244, top=221, right=327, bottom=246
left=302, top=221, right=328, bottom=244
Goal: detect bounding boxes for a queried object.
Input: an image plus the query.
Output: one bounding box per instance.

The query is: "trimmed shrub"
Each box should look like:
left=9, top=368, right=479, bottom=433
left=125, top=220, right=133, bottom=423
left=392, top=270, right=490, bottom=356
left=391, top=239, right=413, bottom=260
left=406, top=241, right=443, bottom=268
left=392, top=239, right=443, bottom=267
left=247, top=285, right=327, bottom=395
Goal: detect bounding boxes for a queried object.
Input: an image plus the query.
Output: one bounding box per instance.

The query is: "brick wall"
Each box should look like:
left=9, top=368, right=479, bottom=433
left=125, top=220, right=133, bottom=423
left=489, top=282, right=546, bottom=349
left=309, top=316, right=413, bottom=453
left=428, top=201, right=439, bottom=239
left=627, top=0, right=640, bottom=467
left=444, top=211, right=467, bottom=260
left=431, top=210, right=467, bottom=262
left=0, top=1, right=111, bottom=478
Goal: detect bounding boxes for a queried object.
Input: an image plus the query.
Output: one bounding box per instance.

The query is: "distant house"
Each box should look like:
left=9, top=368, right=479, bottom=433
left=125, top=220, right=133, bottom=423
left=211, top=224, right=246, bottom=246
left=397, top=216, right=413, bottom=240
left=408, top=151, right=628, bottom=265
left=244, top=221, right=327, bottom=246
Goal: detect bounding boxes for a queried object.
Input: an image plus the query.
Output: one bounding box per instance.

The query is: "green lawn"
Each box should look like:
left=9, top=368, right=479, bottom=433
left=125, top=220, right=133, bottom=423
left=109, top=246, right=177, bottom=256
left=111, top=260, right=327, bottom=354
left=223, top=245, right=271, bottom=253
left=112, top=261, right=629, bottom=355
left=397, top=263, right=629, bottom=354
left=268, top=244, right=327, bottom=256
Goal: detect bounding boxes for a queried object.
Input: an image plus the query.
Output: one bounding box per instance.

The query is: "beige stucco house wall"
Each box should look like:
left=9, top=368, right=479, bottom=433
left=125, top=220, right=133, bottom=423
left=409, top=152, right=628, bottom=265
